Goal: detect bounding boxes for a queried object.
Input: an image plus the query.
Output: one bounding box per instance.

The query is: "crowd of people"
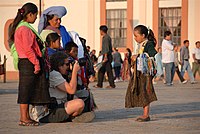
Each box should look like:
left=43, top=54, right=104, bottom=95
left=9, top=2, right=200, bottom=126
left=9, top=3, right=96, bottom=126
left=156, top=31, right=199, bottom=85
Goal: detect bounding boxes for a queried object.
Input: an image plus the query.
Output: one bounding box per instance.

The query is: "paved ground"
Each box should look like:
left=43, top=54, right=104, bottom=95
left=0, top=80, right=200, bottom=134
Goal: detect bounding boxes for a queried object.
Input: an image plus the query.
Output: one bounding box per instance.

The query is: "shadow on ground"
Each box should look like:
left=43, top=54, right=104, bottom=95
left=93, top=101, right=200, bottom=122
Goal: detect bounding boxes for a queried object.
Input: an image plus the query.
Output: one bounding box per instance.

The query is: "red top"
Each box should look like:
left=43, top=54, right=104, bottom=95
left=14, top=26, right=42, bottom=71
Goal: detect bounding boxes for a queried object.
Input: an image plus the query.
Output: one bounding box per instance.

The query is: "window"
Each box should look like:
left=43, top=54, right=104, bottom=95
left=106, top=9, right=127, bottom=48
left=158, top=7, right=181, bottom=46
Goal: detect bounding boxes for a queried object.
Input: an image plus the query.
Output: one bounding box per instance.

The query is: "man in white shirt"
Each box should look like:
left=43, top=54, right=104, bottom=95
left=192, top=41, right=200, bottom=78
left=162, top=31, right=175, bottom=86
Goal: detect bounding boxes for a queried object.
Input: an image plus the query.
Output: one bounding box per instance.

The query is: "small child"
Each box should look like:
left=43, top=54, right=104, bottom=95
left=153, top=47, right=164, bottom=84
left=174, top=45, right=187, bottom=83
left=46, top=32, right=61, bottom=56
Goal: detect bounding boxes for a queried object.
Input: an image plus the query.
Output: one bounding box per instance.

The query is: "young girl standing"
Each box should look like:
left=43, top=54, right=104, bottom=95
left=9, top=3, right=50, bottom=126
left=125, top=25, right=157, bottom=122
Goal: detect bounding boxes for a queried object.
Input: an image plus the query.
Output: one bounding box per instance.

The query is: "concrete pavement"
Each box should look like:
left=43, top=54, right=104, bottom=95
left=0, top=80, right=200, bottom=134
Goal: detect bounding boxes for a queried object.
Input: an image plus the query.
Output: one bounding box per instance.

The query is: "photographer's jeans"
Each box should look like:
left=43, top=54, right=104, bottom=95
left=163, top=62, right=175, bottom=85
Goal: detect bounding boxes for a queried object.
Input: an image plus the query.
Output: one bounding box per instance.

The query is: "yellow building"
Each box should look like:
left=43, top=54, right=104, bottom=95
left=0, top=0, right=199, bottom=80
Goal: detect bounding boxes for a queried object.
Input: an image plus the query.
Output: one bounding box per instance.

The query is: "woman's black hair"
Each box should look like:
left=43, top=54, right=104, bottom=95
left=45, top=14, right=55, bottom=28
left=46, top=32, right=60, bottom=46
left=65, top=41, right=78, bottom=54
left=50, top=51, right=68, bottom=71
left=134, top=25, right=157, bottom=46
left=9, top=2, right=38, bottom=42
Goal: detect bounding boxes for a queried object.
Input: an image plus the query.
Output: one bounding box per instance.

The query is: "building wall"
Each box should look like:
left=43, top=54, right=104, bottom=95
left=0, top=0, right=199, bottom=80
left=188, top=0, right=200, bottom=62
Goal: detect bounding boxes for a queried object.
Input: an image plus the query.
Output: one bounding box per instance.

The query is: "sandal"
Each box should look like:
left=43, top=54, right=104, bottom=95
left=135, top=116, right=150, bottom=122
left=19, top=120, right=39, bottom=126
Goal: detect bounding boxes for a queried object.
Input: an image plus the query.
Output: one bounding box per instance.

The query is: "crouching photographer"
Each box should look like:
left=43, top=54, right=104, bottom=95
left=30, top=52, right=95, bottom=123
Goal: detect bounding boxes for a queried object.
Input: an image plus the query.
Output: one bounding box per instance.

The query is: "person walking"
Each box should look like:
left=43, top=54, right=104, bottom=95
left=125, top=25, right=157, bottom=122
left=121, top=48, right=132, bottom=81
left=162, top=31, right=175, bottom=86
left=180, top=40, right=196, bottom=84
left=192, top=41, right=200, bottom=78
left=9, top=3, right=50, bottom=126
left=174, top=45, right=187, bottom=84
left=94, top=25, right=115, bottom=88
left=112, top=47, right=122, bottom=82
left=153, top=47, right=164, bottom=84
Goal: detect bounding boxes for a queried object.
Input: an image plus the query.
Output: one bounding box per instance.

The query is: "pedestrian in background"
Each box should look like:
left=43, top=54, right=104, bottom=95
left=112, top=47, right=122, bottom=82
left=121, top=48, right=132, bottom=81
left=174, top=44, right=187, bottom=84
left=192, top=41, right=200, bottom=78
left=94, top=25, right=115, bottom=88
left=153, top=47, right=164, bottom=84
left=180, top=40, right=196, bottom=84
left=162, top=31, right=175, bottom=86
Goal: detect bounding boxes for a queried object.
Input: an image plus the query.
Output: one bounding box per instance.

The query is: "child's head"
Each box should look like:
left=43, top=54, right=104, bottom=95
left=164, top=31, right=172, bottom=40
left=174, top=45, right=178, bottom=52
left=9, top=3, right=38, bottom=41
left=46, top=32, right=60, bottom=49
left=91, top=49, right=96, bottom=54
left=134, top=25, right=156, bottom=46
left=183, top=40, right=189, bottom=47
left=114, top=47, right=118, bottom=52
left=65, top=41, right=78, bottom=59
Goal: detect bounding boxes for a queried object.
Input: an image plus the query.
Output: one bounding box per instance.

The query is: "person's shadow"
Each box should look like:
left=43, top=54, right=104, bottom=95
left=93, top=102, right=200, bottom=122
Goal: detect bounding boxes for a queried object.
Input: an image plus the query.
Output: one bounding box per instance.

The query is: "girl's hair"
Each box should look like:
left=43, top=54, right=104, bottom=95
left=134, top=25, right=157, bottom=46
left=126, top=48, right=132, bottom=64
left=46, top=32, right=60, bottom=46
left=9, top=2, right=38, bottom=42
left=50, top=51, right=68, bottom=72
